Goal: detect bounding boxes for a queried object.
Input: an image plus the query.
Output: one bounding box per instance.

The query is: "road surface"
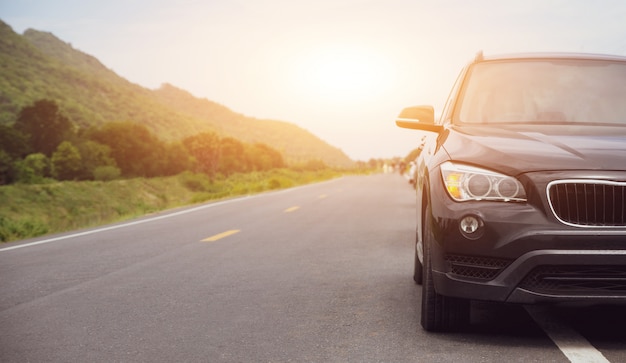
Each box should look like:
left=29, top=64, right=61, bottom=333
left=1, top=174, right=624, bottom=362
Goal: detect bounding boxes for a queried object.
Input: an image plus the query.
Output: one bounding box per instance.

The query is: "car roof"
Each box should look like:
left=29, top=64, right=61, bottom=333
left=473, top=51, right=626, bottom=63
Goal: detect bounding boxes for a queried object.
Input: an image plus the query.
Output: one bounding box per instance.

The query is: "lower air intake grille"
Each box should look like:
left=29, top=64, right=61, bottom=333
left=445, top=255, right=511, bottom=280
left=520, top=265, right=626, bottom=296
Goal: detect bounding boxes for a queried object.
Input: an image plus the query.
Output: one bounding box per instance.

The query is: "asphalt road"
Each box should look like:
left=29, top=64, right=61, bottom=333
left=1, top=174, right=625, bottom=362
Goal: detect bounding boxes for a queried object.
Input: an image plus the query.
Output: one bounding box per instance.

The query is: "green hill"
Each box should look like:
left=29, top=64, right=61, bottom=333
left=0, top=20, right=353, bottom=167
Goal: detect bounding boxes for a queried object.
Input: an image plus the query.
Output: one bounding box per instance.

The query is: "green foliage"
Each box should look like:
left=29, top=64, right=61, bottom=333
left=87, top=121, right=165, bottom=177
left=267, top=178, right=282, bottom=190
left=51, top=141, right=82, bottom=180
left=93, top=165, right=121, bottom=181
left=247, top=143, right=285, bottom=171
left=0, top=215, right=48, bottom=242
left=15, top=153, right=50, bottom=183
left=0, top=99, right=290, bottom=184
left=182, top=132, right=221, bottom=175
left=0, top=150, right=15, bottom=185
left=218, top=137, right=245, bottom=175
left=0, top=124, right=30, bottom=158
left=160, top=142, right=194, bottom=176
left=289, top=159, right=329, bottom=172
left=0, top=169, right=345, bottom=242
left=179, top=171, right=213, bottom=192
left=75, top=140, right=117, bottom=179
left=14, top=99, right=75, bottom=156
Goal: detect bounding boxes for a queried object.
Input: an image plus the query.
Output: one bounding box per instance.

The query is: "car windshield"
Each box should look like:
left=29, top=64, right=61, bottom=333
left=455, top=58, right=626, bottom=125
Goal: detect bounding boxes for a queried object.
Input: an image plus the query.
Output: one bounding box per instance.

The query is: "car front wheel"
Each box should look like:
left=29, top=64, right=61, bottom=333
left=420, top=201, right=470, bottom=332
left=413, top=241, right=423, bottom=285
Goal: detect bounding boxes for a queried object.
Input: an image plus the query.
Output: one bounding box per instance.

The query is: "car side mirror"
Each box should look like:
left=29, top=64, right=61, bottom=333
left=395, top=105, right=442, bottom=133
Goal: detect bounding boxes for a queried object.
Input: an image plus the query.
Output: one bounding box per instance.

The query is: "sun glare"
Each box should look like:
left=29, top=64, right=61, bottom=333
left=294, top=46, right=392, bottom=104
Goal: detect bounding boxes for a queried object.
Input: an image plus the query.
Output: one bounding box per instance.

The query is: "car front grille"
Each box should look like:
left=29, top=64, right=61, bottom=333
left=445, top=255, right=511, bottom=280
left=519, top=265, right=626, bottom=296
left=547, top=180, right=626, bottom=227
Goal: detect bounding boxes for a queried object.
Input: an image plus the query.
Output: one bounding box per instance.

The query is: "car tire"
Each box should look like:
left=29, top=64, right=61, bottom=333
left=413, top=243, right=423, bottom=285
left=420, top=201, right=470, bottom=332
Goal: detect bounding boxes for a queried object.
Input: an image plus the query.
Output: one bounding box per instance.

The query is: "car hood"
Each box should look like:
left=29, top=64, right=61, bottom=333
left=442, top=124, right=626, bottom=175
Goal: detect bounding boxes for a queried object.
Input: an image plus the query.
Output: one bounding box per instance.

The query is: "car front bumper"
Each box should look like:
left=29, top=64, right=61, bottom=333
left=432, top=246, right=626, bottom=304
left=428, top=181, right=626, bottom=305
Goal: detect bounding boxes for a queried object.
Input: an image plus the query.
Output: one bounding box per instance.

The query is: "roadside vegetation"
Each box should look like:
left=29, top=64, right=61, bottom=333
left=0, top=99, right=289, bottom=185
left=0, top=100, right=381, bottom=243
left=0, top=168, right=348, bottom=243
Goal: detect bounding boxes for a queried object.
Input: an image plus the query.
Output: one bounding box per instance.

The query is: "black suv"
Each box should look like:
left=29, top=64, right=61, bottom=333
left=396, top=52, right=626, bottom=332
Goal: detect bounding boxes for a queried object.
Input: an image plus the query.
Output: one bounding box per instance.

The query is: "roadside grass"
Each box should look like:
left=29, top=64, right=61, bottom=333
left=0, top=168, right=344, bottom=243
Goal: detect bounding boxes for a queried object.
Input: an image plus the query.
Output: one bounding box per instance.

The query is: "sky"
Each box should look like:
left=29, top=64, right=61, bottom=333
left=2, top=0, right=626, bottom=160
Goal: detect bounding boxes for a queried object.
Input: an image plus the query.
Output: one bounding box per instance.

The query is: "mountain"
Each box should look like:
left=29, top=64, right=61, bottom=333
left=0, top=20, right=353, bottom=167
left=151, top=84, right=352, bottom=166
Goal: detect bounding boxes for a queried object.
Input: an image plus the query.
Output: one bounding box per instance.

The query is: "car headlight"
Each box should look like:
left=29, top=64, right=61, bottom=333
left=440, top=161, right=526, bottom=202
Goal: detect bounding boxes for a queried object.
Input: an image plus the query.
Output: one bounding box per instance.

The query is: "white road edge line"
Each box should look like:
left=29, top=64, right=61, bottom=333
left=525, top=306, right=611, bottom=363
left=0, top=178, right=342, bottom=253
left=0, top=198, right=238, bottom=252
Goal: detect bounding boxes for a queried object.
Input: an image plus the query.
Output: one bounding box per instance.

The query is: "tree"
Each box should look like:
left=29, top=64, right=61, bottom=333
left=76, top=140, right=117, bottom=180
left=14, top=99, right=74, bottom=156
left=247, top=143, right=285, bottom=171
left=218, top=137, right=245, bottom=175
left=15, top=153, right=50, bottom=183
left=51, top=141, right=82, bottom=180
left=0, top=124, right=31, bottom=158
left=87, top=121, right=164, bottom=177
left=160, top=142, right=194, bottom=176
left=0, top=150, right=14, bottom=185
left=182, top=132, right=221, bottom=176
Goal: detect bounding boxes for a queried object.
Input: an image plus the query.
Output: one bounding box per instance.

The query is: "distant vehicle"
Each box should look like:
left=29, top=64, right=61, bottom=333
left=396, top=52, right=626, bottom=332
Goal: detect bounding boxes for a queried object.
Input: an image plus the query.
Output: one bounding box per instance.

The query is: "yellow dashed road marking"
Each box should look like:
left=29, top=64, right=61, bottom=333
left=284, top=206, right=300, bottom=213
left=202, top=229, right=240, bottom=242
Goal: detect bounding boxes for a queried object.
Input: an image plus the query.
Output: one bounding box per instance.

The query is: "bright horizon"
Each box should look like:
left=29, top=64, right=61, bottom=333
left=2, top=0, right=626, bottom=160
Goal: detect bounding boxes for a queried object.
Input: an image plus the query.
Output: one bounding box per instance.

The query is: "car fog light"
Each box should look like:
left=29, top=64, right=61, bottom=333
left=459, top=215, right=484, bottom=240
